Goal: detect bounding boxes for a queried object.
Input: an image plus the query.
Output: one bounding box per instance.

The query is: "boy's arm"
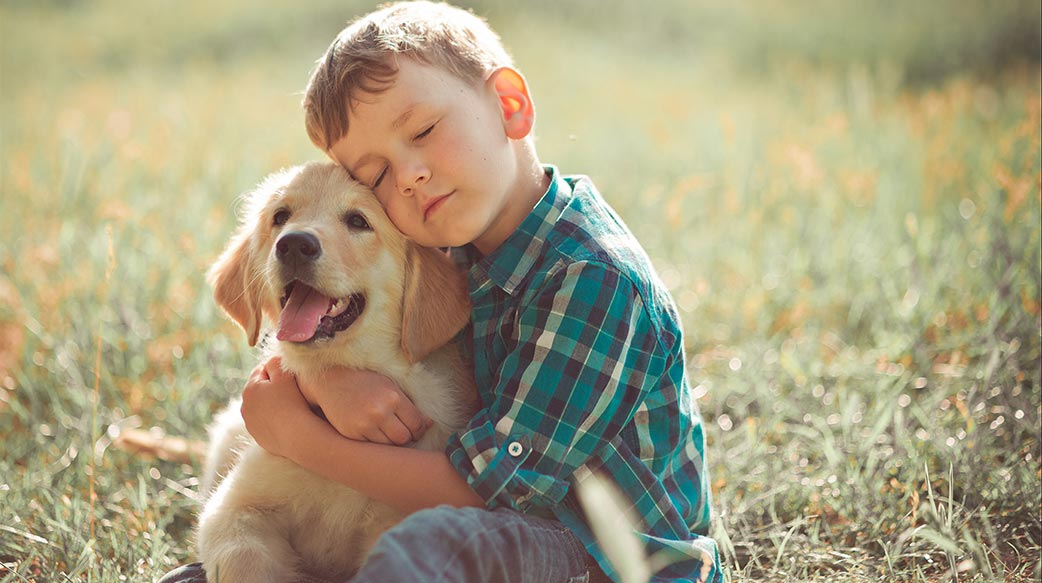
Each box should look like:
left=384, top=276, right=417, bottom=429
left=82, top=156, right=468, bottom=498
left=444, top=260, right=718, bottom=579
left=445, top=260, right=667, bottom=510
left=241, top=358, right=483, bottom=513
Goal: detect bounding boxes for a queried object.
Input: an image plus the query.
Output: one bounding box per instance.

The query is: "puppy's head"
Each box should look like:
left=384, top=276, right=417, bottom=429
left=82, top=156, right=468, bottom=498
left=208, top=162, right=469, bottom=363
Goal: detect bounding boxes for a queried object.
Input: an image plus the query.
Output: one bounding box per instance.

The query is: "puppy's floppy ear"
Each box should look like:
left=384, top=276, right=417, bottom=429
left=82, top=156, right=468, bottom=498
left=208, top=231, right=263, bottom=347
left=401, top=245, right=470, bottom=363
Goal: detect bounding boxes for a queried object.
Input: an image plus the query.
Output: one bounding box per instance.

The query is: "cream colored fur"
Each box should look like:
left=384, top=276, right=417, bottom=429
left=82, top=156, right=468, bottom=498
left=198, top=162, right=475, bottom=583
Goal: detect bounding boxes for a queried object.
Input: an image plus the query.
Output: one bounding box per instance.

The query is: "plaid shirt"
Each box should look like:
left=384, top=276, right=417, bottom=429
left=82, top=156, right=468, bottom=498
left=445, top=167, right=722, bottom=582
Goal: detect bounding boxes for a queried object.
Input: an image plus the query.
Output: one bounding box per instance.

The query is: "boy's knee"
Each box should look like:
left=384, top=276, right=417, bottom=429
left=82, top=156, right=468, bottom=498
left=360, top=505, right=494, bottom=578
left=380, top=504, right=488, bottom=547
left=369, top=504, right=531, bottom=567
left=360, top=506, right=589, bottom=583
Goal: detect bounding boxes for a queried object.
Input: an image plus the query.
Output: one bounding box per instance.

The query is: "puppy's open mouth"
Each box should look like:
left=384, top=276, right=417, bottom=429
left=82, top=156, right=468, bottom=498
left=277, top=281, right=366, bottom=343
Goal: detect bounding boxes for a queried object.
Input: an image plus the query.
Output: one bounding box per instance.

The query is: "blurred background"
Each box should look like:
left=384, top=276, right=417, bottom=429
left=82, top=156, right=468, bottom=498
left=1, top=1, right=1039, bottom=581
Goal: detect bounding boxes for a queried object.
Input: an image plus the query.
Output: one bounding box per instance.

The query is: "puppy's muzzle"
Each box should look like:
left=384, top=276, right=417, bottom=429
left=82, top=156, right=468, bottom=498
left=276, top=231, right=322, bottom=270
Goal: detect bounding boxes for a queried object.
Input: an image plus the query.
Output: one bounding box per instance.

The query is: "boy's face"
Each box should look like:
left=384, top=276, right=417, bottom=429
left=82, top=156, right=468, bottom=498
left=328, top=58, right=526, bottom=253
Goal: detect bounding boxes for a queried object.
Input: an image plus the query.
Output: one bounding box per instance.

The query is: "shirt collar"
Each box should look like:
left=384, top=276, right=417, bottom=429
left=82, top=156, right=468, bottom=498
left=468, top=165, right=571, bottom=295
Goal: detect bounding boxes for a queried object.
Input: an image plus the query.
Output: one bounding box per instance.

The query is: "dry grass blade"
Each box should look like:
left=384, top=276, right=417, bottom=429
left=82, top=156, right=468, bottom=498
left=113, top=428, right=208, bottom=463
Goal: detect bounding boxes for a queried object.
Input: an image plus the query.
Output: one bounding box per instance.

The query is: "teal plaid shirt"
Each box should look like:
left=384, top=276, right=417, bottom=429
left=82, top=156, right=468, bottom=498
left=445, top=166, right=722, bottom=583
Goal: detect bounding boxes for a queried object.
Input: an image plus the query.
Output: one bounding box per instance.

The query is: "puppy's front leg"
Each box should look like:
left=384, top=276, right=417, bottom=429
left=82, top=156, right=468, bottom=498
left=199, top=400, right=251, bottom=496
left=197, top=507, right=301, bottom=583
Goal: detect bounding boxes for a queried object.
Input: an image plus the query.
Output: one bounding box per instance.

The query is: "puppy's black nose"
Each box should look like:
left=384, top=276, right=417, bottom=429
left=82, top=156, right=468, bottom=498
left=276, top=232, right=322, bottom=266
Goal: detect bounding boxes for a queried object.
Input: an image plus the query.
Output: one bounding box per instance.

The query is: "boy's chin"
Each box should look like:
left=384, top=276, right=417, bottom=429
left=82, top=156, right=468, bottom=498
left=412, top=223, right=476, bottom=250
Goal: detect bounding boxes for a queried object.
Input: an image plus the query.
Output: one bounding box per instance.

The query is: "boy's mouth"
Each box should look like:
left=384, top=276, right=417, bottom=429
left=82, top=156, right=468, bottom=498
left=423, top=191, right=453, bottom=221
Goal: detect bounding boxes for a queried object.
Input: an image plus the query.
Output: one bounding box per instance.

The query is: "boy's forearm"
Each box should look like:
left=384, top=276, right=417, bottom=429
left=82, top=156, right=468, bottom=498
left=285, top=411, right=485, bottom=514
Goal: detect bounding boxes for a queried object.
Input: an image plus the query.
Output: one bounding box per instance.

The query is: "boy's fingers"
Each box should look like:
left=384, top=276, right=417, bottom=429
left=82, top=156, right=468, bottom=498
left=382, top=419, right=414, bottom=446
left=249, top=362, right=270, bottom=382
left=698, top=552, right=712, bottom=583
left=394, top=400, right=431, bottom=441
left=331, top=421, right=368, bottom=443
left=266, top=361, right=297, bottom=386
left=362, top=427, right=393, bottom=445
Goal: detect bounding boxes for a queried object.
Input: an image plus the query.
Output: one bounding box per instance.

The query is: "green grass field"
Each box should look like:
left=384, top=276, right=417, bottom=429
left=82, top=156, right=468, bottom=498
left=1, top=1, right=1040, bottom=581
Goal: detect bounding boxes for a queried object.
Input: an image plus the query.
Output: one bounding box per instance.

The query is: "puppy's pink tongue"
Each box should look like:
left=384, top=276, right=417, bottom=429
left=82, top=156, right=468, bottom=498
left=277, top=284, right=330, bottom=342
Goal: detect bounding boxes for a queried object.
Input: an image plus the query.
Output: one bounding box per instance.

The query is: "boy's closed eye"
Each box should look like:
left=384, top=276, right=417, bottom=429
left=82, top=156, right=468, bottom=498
left=372, top=167, right=387, bottom=189
left=414, top=122, right=436, bottom=141
left=368, top=122, right=438, bottom=189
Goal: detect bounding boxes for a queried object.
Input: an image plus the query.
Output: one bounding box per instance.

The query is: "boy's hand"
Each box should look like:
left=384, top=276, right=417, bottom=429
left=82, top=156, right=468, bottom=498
left=240, top=356, right=316, bottom=459
left=298, top=366, right=433, bottom=446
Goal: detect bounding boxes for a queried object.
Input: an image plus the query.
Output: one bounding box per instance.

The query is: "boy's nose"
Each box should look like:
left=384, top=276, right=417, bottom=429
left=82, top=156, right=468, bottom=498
left=397, top=162, right=430, bottom=197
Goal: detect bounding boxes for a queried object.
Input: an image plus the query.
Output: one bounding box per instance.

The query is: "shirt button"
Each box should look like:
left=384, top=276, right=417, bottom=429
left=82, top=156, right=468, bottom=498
left=507, top=441, right=524, bottom=457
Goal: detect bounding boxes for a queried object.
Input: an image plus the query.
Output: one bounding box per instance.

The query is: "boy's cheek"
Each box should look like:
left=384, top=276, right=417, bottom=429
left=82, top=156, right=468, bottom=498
left=384, top=204, right=417, bottom=236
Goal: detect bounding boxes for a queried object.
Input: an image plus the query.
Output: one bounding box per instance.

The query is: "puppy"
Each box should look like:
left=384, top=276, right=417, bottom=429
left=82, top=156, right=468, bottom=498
left=198, top=162, right=476, bottom=583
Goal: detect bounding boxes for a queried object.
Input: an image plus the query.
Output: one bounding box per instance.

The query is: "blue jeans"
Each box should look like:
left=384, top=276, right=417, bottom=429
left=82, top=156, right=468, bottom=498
left=156, top=505, right=608, bottom=583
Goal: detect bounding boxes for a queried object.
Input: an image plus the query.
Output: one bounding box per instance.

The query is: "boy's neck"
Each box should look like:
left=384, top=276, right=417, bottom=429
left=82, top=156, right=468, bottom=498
left=471, top=150, right=550, bottom=257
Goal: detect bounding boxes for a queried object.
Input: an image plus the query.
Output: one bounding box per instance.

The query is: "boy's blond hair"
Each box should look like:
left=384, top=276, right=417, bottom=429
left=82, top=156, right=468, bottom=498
left=303, top=1, right=513, bottom=151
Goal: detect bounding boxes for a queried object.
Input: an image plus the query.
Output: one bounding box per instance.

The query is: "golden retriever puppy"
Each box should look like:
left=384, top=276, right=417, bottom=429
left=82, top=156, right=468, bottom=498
left=198, top=161, right=476, bottom=583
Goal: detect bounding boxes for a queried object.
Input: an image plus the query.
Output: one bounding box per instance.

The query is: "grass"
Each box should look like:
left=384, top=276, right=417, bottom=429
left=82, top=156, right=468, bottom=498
left=1, top=1, right=1039, bottom=581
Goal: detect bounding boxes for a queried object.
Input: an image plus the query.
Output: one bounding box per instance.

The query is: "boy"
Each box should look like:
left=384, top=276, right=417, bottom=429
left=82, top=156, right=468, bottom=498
left=160, top=2, right=721, bottom=582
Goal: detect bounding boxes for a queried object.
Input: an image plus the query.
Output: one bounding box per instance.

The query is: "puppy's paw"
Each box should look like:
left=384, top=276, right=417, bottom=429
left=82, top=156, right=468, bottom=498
left=201, top=549, right=299, bottom=583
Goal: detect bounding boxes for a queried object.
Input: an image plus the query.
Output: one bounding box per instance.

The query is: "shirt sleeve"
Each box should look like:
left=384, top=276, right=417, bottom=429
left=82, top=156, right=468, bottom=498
left=446, top=260, right=667, bottom=511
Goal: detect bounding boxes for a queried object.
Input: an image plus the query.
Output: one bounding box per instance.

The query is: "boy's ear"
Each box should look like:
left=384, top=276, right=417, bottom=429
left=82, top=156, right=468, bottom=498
left=208, top=231, right=264, bottom=347
left=400, top=244, right=471, bottom=363
left=489, top=67, right=535, bottom=140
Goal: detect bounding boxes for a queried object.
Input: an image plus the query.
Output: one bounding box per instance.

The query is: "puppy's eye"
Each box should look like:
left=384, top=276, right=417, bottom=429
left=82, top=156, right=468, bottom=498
left=273, top=209, right=291, bottom=227
left=344, top=212, right=371, bottom=230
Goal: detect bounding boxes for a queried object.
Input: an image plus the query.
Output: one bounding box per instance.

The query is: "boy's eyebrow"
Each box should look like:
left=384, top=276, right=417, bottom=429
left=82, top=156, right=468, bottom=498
left=343, top=104, right=422, bottom=172
left=351, top=153, right=376, bottom=173
left=391, top=106, right=416, bottom=131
